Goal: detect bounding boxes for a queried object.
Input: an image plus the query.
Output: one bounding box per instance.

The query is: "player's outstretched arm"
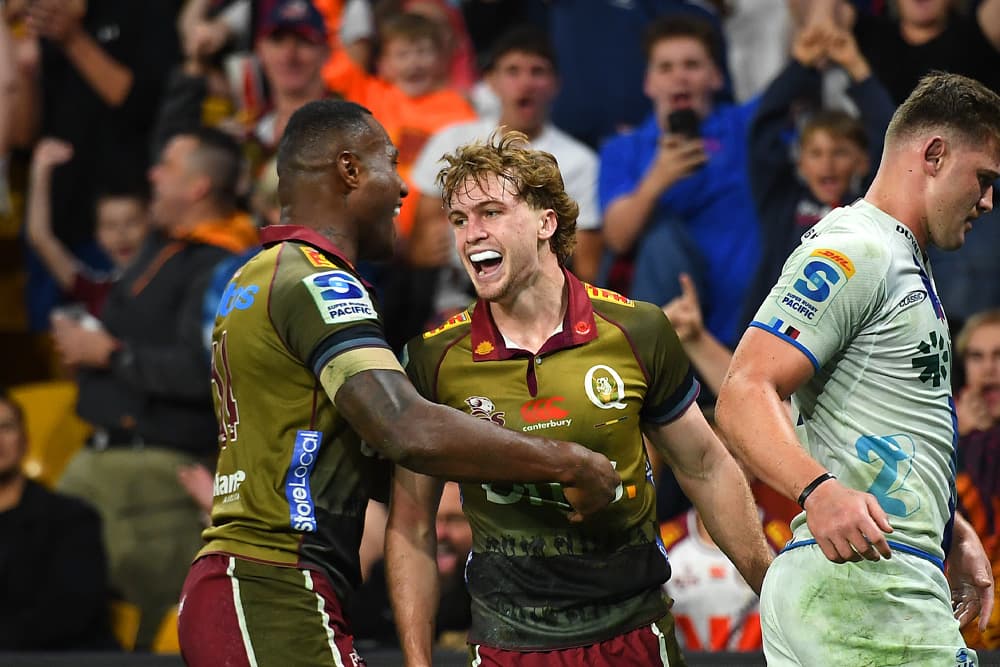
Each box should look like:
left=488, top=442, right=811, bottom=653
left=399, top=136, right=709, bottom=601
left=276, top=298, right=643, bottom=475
left=643, top=405, right=772, bottom=593
left=328, top=365, right=619, bottom=521
left=948, top=512, right=995, bottom=632
left=716, top=327, right=893, bottom=564
left=385, top=468, right=445, bottom=667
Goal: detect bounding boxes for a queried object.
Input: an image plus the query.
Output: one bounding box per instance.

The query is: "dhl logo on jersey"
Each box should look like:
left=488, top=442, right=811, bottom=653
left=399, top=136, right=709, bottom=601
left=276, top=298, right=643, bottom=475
left=584, top=283, right=634, bottom=307
left=423, top=310, right=471, bottom=338
left=810, top=248, right=855, bottom=278
left=300, top=247, right=337, bottom=269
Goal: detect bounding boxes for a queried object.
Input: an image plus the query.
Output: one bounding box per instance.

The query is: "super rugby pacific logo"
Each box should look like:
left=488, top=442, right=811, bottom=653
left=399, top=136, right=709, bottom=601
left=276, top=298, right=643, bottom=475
left=303, top=270, right=377, bottom=325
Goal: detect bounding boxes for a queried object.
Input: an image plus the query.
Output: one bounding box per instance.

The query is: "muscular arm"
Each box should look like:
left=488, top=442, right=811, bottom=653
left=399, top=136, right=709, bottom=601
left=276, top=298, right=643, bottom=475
left=643, top=404, right=772, bottom=593
left=330, top=366, right=617, bottom=517
left=716, top=327, right=893, bottom=564
left=385, top=469, right=445, bottom=667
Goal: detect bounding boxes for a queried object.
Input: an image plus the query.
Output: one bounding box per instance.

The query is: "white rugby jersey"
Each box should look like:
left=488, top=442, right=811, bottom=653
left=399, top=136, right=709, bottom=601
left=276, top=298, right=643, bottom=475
left=664, top=510, right=762, bottom=652
left=752, top=198, right=956, bottom=566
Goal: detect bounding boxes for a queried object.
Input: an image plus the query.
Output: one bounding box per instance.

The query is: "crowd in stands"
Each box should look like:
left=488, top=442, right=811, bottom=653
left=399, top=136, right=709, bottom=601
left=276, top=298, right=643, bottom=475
left=1, top=0, right=1000, bottom=656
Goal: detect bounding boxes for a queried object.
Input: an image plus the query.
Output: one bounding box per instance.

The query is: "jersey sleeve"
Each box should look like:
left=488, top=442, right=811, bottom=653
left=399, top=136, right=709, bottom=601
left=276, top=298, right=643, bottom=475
left=401, top=332, right=448, bottom=401
left=269, top=245, right=393, bottom=377
left=634, top=302, right=700, bottom=424
left=749, top=232, right=888, bottom=371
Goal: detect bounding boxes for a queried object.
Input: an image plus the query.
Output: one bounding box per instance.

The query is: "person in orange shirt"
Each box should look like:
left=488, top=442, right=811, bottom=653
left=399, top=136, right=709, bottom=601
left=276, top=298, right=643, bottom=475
left=322, top=11, right=475, bottom=242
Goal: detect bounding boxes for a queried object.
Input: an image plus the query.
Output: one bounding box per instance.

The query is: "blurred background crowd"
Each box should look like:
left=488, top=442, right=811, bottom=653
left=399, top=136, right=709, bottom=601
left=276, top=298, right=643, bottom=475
left=1, top=0, right=999, bottom=658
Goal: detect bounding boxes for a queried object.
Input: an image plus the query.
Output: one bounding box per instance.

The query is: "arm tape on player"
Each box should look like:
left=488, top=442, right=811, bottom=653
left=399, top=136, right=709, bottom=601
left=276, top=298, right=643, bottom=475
left=319, top=346, right=405, bottom=399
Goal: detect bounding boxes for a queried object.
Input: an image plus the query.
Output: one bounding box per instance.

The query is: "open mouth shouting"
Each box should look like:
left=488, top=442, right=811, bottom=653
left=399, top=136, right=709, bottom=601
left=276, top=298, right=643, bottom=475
left=469, top=249, right=504, bottom=278
left=670, top=93, right=693, bottom=109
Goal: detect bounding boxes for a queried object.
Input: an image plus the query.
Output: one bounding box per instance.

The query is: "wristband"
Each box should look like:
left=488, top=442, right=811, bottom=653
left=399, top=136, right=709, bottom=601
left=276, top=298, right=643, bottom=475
left=797, top=472, right=836, bottom=509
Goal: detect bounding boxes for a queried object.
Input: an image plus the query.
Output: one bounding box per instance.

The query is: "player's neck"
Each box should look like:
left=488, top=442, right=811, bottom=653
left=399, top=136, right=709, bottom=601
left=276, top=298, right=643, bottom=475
left=864, top=167, right=929, bottom=251
left=489, top=265, right=567, bottom=354
left=283, top=195, right=359, bottom=263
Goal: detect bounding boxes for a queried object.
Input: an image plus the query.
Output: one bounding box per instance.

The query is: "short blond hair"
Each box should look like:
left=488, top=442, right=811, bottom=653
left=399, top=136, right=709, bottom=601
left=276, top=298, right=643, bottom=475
left=435, top=130, right=578, bottom=265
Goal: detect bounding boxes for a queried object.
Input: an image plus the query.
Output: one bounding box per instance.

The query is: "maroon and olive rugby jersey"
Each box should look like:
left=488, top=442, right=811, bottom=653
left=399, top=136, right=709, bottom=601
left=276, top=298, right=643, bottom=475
left=403, top=270, right=700, bottom=650
left=199, top=225, right=398, bottom=599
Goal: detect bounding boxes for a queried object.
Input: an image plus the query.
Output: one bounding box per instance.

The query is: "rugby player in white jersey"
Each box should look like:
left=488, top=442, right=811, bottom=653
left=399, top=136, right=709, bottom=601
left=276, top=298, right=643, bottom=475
left=717, top=72, right=1000, bottom=666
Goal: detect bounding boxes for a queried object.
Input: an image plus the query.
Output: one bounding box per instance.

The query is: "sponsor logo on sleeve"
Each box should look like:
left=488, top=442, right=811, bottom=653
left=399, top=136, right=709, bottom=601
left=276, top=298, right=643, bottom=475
left=303, top=270, right=378, bottom=325
left=810, top=248, right=855, bottom=278
left=422, top=310, right=471, bottom=338
left=778, top=248, right=854, bottom=323
left=286, top=430, right=322, bottom=532
left=584, top=283, right=634, bottom=307
left=300, top=246, right=337, bottom=268
left=217, top=283, right=259, bottom=317
left=897, top=290, right=927, bottom=311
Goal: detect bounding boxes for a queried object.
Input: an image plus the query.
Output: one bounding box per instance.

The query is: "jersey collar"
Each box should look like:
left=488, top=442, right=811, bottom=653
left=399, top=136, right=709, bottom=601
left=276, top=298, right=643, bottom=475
left=468, top=268, right=599, bottom=361
left=259, top=225, right=372, bottom=287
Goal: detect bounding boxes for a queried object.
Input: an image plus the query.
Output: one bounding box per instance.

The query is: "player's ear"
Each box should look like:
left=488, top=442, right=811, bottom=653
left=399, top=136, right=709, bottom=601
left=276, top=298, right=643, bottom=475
left=538, top=209, right=557, bottom=241
left=922, top=136, right=946, bottom=176
left=337, top=151, right=362, bottom=189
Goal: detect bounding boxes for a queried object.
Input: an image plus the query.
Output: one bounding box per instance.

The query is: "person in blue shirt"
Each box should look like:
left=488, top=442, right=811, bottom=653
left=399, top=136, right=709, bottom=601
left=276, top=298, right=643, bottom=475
left=599, top=13, right=760, bottom=348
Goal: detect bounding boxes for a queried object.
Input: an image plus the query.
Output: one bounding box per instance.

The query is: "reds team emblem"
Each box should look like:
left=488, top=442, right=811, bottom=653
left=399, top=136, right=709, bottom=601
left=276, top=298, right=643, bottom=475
left=584, top=365, right=627, bottom=410
left=465, top=396, right=505, bottom=426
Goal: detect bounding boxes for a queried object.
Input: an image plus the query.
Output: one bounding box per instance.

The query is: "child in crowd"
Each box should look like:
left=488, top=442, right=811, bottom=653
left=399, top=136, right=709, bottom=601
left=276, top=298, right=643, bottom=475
left=26, top=138, right=151, bottom=317
left=743, top=21, right=894, bottom=323
left=322, top=11, right=475, bottom=242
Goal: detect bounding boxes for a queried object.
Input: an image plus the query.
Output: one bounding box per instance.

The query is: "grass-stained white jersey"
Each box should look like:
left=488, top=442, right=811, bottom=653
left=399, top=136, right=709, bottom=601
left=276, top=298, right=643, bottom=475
left=752, top=199, right=956, bottom=566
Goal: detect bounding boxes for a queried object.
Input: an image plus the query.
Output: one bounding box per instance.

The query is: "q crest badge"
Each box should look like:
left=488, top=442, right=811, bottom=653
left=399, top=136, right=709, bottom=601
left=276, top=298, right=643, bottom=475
left=584, top=365, right=627, bottom=410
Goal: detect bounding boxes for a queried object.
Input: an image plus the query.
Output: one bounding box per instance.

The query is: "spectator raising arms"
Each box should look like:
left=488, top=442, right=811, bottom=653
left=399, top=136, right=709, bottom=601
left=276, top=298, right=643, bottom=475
left=51, top=128, right=257, bottom=650
left=26, top=138, right=151, bottom=317
left=742, top=21, right=895, bottom=329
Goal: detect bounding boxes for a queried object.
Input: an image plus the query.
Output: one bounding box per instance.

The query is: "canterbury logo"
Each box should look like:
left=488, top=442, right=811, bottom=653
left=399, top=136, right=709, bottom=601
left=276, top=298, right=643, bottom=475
left=520, top=397, right=569, bottom=423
